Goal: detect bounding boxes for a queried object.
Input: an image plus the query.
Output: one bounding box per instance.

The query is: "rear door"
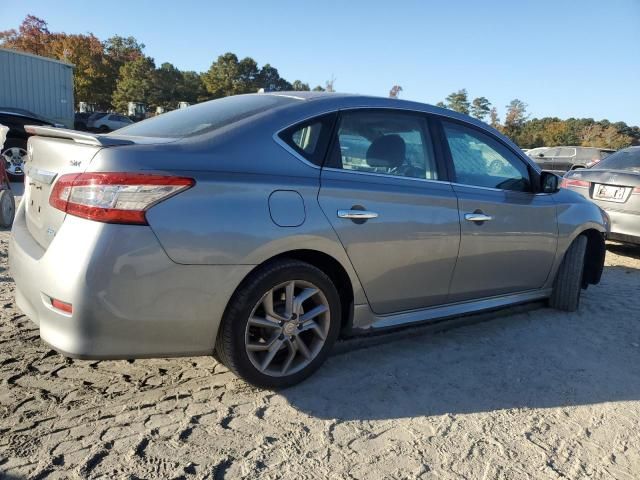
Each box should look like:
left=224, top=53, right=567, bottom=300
left=554, top=147, right=577, bottom=172
left=318, top=109, right=460, bottom=314
left=439, top=120, right=558, bottom=302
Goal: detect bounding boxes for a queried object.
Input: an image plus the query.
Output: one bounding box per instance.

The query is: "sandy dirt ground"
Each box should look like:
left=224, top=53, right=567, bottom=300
left=1, top=211, right=640, bottom=478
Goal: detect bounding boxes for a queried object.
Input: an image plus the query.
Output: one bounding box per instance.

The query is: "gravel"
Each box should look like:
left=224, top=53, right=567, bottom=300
left=1, top=224, right=639, bottom=479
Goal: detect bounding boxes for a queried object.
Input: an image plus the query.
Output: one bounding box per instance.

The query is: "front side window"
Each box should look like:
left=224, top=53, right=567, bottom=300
left=329, top=111, right=438, bottom=180
left=443, top=121, right=531, bottom=192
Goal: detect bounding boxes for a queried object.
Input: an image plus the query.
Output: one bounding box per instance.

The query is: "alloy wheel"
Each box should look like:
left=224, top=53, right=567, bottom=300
left=244, top=280, right=330, bottom=377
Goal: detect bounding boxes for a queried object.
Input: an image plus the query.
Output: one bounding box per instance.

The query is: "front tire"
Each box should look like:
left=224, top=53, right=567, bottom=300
left=215, top=259, right=341, bottom=389
left=549, top=235, right=587, bottom=312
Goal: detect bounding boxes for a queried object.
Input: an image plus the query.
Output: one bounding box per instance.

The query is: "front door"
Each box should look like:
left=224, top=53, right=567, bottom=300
left=440, top=120, right=558, bottom=303
left=318, top=110, right=461, bottom=314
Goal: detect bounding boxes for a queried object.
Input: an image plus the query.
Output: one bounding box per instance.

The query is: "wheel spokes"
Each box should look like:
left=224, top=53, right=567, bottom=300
left=300, top=304, right=327, bottom=322
left=284, top=281, right=295, bottom=317
left=295, top=336, right=312, bottom=360
left=260, top=337, right=284, bottom=371
left=294, top=287, right=319, bottom=312
left=280, top=338, right=296, bottom=374
left=300, top=320, right=326, bottom=341
left=244, top=279, right=330, bottom=377
left=248, top=316, right=281, bottom=329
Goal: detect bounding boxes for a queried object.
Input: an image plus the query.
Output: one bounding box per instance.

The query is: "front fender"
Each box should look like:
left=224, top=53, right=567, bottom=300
left=543, top=189, right=607, bottom=289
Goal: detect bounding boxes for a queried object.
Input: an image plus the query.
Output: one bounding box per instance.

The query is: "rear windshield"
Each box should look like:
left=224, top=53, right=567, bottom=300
left=595, top=148, right=640, bottom=172
left=115, top=94, right=297, bottom=138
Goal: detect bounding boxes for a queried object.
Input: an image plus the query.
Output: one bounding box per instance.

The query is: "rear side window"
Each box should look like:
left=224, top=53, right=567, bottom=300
left=278, top=114, right=336, bottom=166
left=443, top=121, right=531, bottom=192
left=596, top=148, right=640, bottom=172
left=117, top=94, right=298, bottom=138
left=557, top=147, right=576, bottom=157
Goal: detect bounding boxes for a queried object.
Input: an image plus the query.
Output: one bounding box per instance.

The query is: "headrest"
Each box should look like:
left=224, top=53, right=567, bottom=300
left=366, top=134, right=406, bottom=168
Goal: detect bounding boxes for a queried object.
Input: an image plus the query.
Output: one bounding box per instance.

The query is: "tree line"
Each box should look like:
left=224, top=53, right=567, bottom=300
left=435, top=89, right=639, bottom=150
left=2, top=16, right=638, bottom=150
left=0, top=16, right=327, bottom=113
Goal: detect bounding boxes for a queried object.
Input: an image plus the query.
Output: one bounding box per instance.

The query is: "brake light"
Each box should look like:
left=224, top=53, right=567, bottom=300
left=633, top=187, right=640, bottom=195
left=49, top=173, right=194, bottom=225
left=560, top=178, right=590, bottom=189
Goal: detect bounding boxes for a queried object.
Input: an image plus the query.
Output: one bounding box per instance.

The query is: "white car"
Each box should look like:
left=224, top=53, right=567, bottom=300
left=92, top=113, right=134, bottom=132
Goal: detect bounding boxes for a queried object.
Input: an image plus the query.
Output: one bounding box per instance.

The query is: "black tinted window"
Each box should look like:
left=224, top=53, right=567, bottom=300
left=278, top=114, right=336, bottom=166
left=117, top=95, right=297, bottom=138
left=443, top=121, right=531, bottom=192
left=596, top=148, right=640, bottom=172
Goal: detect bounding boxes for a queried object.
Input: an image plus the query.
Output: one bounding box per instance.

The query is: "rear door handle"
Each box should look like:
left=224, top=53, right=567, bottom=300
left=464, top=213, right=493, bottom=222
left=337, top=209, right=379, bottom=220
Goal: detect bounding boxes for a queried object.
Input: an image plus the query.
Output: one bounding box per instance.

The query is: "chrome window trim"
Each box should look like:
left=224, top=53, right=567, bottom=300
left=272, top=132, right=321, bottom=170
left=450, top=181, right=553, bottom=197
left=323, top=166, right=451, bottom=186
left=272, top=104, right=541, bottom=176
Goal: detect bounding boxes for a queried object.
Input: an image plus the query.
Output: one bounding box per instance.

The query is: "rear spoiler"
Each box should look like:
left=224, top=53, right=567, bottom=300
left=24, top=125, right=134, bottom=147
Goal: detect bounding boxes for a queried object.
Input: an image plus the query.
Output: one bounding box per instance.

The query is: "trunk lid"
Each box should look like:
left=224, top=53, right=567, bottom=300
left=22, top=127, right=134, bottom=249
left=568, top=169, right=640, bottom=210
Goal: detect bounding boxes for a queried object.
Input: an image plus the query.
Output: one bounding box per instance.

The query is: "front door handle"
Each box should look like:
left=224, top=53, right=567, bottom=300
left=337, top=209, right=379, bottom=220
left=464, top=212, right=493, bottom=222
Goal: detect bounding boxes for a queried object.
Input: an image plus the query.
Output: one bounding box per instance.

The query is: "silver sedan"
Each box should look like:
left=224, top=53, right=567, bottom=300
left=561, top=146, right=640, bottom=245
left=10, top=93, right=608, bottom=388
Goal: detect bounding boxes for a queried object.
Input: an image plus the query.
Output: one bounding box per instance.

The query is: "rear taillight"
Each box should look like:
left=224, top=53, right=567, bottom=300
left=633, top=187, right=640, bottom=195
left=49, top=173, right=194, bottom=225
left=560, top=178, right=590, bottom=189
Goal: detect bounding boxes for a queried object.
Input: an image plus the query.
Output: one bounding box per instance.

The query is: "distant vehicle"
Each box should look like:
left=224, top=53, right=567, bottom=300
left=561, top=146, right=640, bottom=245
left=10, top=92, right=607, bottom=388
left=85, top=112, right=110, bottom=131
left=91, top=113, right=134, bottom=132
left=0, top=109, right=54, bottom=178
left=528, top=146, right=615, bottom=173
left=74, top=112, right=92, bottom=131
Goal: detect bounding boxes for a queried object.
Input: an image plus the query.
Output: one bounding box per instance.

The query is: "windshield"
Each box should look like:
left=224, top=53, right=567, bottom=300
left=115, top=94, right=298, bottom=138
left=594, top=148, right=640, bottom=172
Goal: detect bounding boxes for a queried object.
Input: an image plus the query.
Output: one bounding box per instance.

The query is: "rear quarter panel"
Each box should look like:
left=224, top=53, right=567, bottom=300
left=89, top=119, right=368, bottom=306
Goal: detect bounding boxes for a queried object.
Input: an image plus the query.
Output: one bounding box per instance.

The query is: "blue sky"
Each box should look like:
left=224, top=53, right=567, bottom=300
left=2, top=0, right=639, bottom=125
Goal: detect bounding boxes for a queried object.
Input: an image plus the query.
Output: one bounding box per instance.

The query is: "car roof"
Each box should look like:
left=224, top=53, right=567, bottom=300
left=261, top=91, right=533, bottom=165
left=263, top=91, right=498, bottom=130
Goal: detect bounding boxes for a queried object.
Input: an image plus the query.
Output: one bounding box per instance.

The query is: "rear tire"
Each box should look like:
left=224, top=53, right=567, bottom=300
left=549, top=235, right=587, bottom=312
left=215, top=259, right=341, bottom=389
left=0, top=190, right=16, bottom=227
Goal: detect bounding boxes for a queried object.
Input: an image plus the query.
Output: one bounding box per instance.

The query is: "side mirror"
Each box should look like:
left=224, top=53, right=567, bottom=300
left=540, top=171, right=560, bottom=193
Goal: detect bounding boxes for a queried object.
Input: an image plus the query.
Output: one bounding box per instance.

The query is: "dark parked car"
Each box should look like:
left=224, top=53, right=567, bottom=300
left=0, top=109, right=54, bottom=178
left=74, top=112, right=92, bottom=131
left=528, top=146, right=615, bottom=173
left=561, top=146, right=640, bottom=245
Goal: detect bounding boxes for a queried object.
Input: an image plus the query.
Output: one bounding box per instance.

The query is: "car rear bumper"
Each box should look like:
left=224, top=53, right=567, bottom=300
left=9, top=202, right=253, bottom=358
left=603, top=208, right=640, bottom=245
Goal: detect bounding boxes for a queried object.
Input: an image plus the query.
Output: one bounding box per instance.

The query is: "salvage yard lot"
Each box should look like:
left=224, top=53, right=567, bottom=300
left=0, top=225, right=639, bottom=479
